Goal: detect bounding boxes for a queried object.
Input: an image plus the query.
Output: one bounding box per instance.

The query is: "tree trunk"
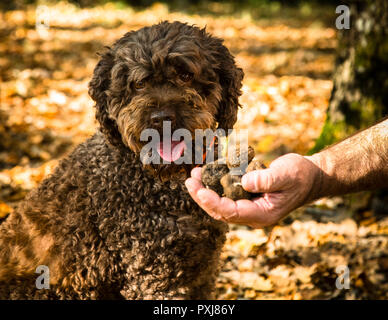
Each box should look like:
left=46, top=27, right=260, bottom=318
left=311, top=0, right=388, bottom=153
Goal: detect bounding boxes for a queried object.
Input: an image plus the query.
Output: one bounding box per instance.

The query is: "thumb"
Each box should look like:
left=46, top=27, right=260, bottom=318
left=241, top=169, right=282, bottom=193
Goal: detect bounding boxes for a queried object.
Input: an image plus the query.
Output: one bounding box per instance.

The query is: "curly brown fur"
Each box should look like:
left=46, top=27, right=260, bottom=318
left=0, top=21, right=243, bottom=299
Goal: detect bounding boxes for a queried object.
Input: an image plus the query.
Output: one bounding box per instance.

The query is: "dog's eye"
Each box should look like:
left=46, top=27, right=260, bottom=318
left=134, top=80, right=146, bottom=89
left=179, top=72, right=193, bottom=82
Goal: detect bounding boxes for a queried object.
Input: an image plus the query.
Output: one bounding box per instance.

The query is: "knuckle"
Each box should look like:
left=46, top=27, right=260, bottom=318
left=224, top=210, right=239, bottom=223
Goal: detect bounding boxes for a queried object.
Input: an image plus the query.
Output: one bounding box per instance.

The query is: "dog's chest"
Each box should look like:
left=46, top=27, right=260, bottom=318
left=92, top=154, right=199, bottom=221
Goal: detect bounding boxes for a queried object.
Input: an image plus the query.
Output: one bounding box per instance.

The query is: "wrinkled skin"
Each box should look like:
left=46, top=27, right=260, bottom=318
left=186, top=119, right=388, bottom=229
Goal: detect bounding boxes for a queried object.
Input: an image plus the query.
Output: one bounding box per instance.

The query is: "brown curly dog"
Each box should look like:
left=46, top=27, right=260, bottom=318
left=0, top=21, right=243, bottom=299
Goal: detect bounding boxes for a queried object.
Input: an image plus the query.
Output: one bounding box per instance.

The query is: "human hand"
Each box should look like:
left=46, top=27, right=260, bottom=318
left=185, top=153, right=322, bottom=228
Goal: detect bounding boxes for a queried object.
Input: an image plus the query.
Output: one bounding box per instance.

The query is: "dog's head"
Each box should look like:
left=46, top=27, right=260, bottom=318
left=89, top=21, right=243, bottom=179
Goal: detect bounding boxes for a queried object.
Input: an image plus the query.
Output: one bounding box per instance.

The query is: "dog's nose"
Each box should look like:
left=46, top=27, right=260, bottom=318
left=150, top=110, right=176, bottom=127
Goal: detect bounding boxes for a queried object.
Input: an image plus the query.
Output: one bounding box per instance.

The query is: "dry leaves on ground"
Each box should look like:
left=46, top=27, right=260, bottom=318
left=0, top=2, right=386, bottom=299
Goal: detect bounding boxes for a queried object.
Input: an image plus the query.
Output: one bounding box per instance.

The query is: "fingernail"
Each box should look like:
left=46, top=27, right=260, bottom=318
left=241, top=174, right=250, bottom=189
left=242, top=172, right=257, bottom=192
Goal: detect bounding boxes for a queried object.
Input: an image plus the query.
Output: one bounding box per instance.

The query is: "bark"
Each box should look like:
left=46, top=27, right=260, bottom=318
left=311, top=0, right=388, bottom=153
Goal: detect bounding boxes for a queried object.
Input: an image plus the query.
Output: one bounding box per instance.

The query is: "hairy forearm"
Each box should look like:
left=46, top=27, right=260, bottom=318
left=309, top=118, right=388, bottom=200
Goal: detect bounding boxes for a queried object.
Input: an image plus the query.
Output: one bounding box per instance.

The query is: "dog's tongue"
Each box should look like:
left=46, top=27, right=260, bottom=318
left=157, top=140, right=186, bottom=162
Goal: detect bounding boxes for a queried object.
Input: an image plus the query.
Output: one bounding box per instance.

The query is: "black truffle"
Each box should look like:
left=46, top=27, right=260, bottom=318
left=201, top=152, right=267, bottom=200
left=220, top=173, right=251, bottom=200
left=201, top=159, right=229, bottom=196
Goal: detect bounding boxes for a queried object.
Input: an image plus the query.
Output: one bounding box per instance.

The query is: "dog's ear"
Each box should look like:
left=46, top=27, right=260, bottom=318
left=214, top=45, right=244, bottom=133
left=89, top=48, right=123, bottom=147
left=89, top=48, right=114, bottom=103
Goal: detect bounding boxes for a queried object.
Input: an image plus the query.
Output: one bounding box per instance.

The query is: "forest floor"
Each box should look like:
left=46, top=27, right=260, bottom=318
left=0, top=2, right=387, bottom=299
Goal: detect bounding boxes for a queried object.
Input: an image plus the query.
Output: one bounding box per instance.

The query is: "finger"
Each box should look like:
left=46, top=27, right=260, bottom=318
left=185, top=177, right=203, bottom=203
left=186, top=178, right=284, bottom=228
left=196, top=189, right=237, bottom=221
left=194, top=190, right=272, bottom=228
left=190, top=167, right=202, bottom=180
left=188, top=167, right=238, bottom=221
left=223, top=198, right=269, bottom=227
left=241, top=169, right=284, bottom=193
left=185, top=178, right=226, bottom=221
